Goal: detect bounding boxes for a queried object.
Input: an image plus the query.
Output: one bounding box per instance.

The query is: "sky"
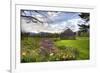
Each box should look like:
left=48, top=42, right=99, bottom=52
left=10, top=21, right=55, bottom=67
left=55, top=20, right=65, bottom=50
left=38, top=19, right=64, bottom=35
left=21, top=10, right=86, bottom=33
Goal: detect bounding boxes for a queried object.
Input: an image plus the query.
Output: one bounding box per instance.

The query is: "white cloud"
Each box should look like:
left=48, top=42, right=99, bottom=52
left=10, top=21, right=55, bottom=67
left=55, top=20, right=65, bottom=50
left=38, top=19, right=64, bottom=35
left=35, top=14, right=45, bottom=22
left=47, top=12, right=60, bottom=17
left=66, top=18, right=85, bottom=32
left=21, top=16, right=84, bottom=33
left=21, top=18, right=63, bottom=33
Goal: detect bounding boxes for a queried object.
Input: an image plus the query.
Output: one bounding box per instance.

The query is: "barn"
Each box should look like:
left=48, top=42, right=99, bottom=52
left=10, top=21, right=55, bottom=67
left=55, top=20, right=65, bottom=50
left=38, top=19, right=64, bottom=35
left=60, top=28, right=76, bottom=40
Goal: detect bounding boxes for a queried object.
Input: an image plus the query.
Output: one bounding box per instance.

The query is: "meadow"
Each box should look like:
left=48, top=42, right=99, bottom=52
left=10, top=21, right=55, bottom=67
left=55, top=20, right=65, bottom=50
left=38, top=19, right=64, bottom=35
left=21, top=36, right=89, bottom=63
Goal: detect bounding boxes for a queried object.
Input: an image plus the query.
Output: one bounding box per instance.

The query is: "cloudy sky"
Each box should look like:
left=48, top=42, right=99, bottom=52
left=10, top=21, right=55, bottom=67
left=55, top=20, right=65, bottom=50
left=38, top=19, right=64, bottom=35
left=21, top=10, right=85, bottom=33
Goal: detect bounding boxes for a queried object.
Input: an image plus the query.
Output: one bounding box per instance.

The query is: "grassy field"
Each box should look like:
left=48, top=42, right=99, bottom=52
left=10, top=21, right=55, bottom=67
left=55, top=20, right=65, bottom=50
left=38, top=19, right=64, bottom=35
left=21, top=36, right=89, bottom=63
left=55, top=37, right=89, bottom=60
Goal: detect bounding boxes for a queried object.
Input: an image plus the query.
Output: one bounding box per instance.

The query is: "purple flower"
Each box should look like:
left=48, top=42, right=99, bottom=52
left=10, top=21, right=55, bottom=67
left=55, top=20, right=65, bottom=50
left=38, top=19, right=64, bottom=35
left=39, top=38, right=55, bottom=55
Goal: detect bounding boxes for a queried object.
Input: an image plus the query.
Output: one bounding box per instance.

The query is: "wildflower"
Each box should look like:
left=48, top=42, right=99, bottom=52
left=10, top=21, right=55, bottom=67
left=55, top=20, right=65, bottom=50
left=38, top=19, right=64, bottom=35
left=72, top=55, right=75, bottom=58
left=32, top=50, right=35, bottom=53
left=69, top=55, right=72, bottom=58
left=56, top=58, right=59, bottom=60
left=50, top=53, right=54, bottom=56
left=22, top=52, right=26, bottom=56
left=39, top=38, right=56, bottom=55
left=63, top=55, right=66, bottom=59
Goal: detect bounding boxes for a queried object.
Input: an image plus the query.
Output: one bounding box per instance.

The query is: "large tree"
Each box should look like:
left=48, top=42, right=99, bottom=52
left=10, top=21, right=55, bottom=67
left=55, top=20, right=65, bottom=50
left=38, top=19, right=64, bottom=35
left=79, top=13, right=90, bottom=22
left=78, top=13, right=90, bottom=32
left=78, top=13, right=90, bottom=36
left=78, top=24, right=89, bottom=32
left=21, top=10, right=55, bottom=26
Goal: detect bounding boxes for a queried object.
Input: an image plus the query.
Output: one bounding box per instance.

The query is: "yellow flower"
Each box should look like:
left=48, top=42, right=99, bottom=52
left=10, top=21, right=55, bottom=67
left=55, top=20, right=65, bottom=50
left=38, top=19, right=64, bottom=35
left=63, top=55, right=66, bottom=59
left=32, top=50, right=35, bottom=53
left=22, top=52, right=26, bottom=56
left=50, top=53, right=54, bottom=56
left=56, top=58, right=59, bottom=60
left=69, top=55, right=72, bottom=58
left=66, top=55, right=68, bottom=57
left=72, top=55, right=75, bottom=58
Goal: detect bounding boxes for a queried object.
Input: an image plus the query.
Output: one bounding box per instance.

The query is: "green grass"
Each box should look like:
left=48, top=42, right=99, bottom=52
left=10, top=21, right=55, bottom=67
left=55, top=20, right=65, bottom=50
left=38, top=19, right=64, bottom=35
left=76, top=37, right=89, bottom=40
left=55, top=37, right=89, bottom=60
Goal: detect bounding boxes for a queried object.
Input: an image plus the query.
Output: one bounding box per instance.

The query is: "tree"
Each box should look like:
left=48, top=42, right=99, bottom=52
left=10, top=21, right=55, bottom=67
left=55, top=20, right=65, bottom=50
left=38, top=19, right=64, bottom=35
left=79, top=13, right=89, bottom=22
left=21, top=10, right=44, bottom=24
left=78, top=24, right=89, bottom=32
left=78, top=13, right=90, bottom=36
left=78, top=13, right=90, bottom=30
left=21, top=10, right=55, bottom=26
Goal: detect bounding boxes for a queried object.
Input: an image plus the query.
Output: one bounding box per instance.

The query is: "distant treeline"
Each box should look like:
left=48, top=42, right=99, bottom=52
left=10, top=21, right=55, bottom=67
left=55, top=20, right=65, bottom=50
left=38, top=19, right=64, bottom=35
left=21, top=32, right=61, bottom=38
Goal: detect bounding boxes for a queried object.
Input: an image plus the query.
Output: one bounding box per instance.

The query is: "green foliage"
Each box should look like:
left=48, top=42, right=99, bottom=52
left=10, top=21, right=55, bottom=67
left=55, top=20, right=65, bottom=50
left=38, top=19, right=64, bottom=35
left=21, top=47, right=79, bottom=62
left=21, top=36, right=89, bottom=62
left=79, top=13, right=90, bottom=22
left=55, top=37, right=89, bottom=60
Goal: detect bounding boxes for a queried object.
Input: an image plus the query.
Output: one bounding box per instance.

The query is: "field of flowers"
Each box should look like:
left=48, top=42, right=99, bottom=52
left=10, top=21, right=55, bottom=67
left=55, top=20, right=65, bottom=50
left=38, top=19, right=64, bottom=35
left=21, top=36, right=89, bottom=63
